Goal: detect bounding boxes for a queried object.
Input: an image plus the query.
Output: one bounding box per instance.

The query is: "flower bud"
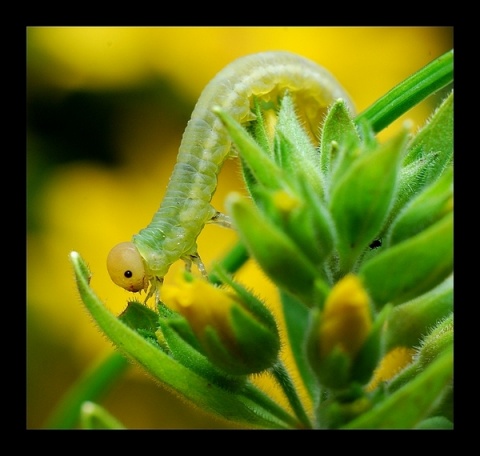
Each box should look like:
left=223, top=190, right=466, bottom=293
left=307, top=274, right=374, bottom=389
left=319, top=274, right=372, bottom=359
left=161, top=271, right=280, bottom=375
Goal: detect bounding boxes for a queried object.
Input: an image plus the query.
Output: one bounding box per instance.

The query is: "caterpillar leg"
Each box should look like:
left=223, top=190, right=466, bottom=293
left=208, top=211, right=233, bottom=228
left=184, top=253, right=209, bottom=279
left=144, top=276, right=164, bottom=305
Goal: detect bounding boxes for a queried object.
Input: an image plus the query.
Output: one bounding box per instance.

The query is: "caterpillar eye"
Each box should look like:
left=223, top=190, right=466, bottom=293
left=107, top=242, right=147, bottom=292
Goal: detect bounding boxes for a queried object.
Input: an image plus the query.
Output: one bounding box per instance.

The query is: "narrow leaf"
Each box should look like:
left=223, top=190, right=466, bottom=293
left=330, top=128, right=407, bottom=272
left=343, top=347, right=453, bottom=429
left=69, top=251, right=296, bottom=429
left=359, top=213, right=453, bottom=308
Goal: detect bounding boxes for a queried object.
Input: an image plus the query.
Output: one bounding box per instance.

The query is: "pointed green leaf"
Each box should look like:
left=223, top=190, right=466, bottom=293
left=383, top=275, right=453, bottom=351
left=384, top=152, right=441, bottom=236
left=159, top=318, right=246, bottom=390
left=69, top=251, right=296, bottom=429
left=403, top=90, right=453, bottom=176
left=351, top=304, right=392, bottom=385
left=359, top=213, right=453, bottom=308
left=249, top=98, right=274, bottom=156
left=213, top=106, right=287, bottom=191
left=227, top=193, right=328, bottom=306
left=319, top=99, right=360, bottom=182
left=275, top=94, right=322, bottom=194
left=414, top=416, right=453, bottom=429
left=330, top=128, right=407, bottom=271
left=343, top=346, right=453, bottom=429
left=388, top=166, right=452, bottom=246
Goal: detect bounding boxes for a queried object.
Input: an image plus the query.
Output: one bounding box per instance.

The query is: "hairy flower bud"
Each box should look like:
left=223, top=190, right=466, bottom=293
left=162, top=272, right=280, bottom=375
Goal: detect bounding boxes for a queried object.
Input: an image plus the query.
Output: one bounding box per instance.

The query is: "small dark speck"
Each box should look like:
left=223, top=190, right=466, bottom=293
left=369, top=239, right=382, bottom=249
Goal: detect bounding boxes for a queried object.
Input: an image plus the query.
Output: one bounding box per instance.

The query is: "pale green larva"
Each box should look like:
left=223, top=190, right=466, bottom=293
left=107, top=51, right=354, bottom=302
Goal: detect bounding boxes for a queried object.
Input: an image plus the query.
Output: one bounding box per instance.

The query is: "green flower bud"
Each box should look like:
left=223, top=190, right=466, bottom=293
left=307, top=274, right=374, bottom=389
left=227, top=192, right=329, bottom=306
left=161, top=271, right=280, bottom=375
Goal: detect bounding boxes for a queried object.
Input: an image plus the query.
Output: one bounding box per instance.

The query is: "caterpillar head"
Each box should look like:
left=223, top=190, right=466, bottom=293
left=107, top=242, right=149, bottom=293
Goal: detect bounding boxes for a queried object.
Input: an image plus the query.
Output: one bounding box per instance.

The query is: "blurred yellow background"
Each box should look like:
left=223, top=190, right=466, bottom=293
left=27, top=26, right=453, bottom=429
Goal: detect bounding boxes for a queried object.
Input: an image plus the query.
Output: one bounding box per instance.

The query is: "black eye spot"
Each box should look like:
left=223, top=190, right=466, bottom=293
left=124, top=270, right=133, bottom=278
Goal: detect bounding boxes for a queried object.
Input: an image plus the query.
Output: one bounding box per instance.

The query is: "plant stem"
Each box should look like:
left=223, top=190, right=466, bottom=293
left=209, top=240, right=249, bottom=285
left=355, top=49, right=453, bottom=133
left=271, top=361, right=313, bottom=429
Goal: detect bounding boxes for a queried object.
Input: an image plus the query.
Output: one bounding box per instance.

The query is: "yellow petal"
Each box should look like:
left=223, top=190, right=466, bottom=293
left=319, top=274, right=372, bottom=358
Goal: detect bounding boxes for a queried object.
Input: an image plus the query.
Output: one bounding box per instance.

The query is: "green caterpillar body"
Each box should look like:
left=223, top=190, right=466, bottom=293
left=107, top=51, right=354, bottom=301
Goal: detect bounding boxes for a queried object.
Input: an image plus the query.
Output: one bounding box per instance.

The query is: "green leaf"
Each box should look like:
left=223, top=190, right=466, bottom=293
left=385, top=153, right=445, bottom=238
left=270, top=361, right=313, bottom=429
left=359, top=213, right=453, bottom=308
left=296, top=178, right=337, bottom=266
left=329, top=128, right=407, bottom=273
left=387, top=314, right=453, bottom=394
left=69, top=251, right=297, bottom=429
left=226, top=193, right=329, bottom=306
left=275, top=94, right=322, bottom=194
left=119, top=300, right=160, bottom=336
left=414, top=416, right=453, bottom=429
left=383, top=275, right=453, bottom=351
left=403, top=90, right=453, bottom=174
left=351, top=304, right=392, bottom=385
left=241, top=100, right=274, bottom=196
left=230, top=303, right=281, bottom=374
left=250, top=98, right=274, bottom=156
left=158, top=318, right=246, bottom=390
left=319, top=99, right=361, bottom=188
left=213, top=106, right=287, bottom=191
left=343, top=346, right=453, bottom=429
left=388, top=166, right=452, bottom=246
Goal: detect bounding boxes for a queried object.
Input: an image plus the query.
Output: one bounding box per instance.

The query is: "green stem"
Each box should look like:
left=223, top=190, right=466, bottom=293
left=355, top=49, right=453, bottom=133
left=44, top=350, right=129, bottom=429
left=271, top=361, right=313, bottom=429
left=209, top=240, right=249, bottom=285
left=241, top=382, right=301, bottom=429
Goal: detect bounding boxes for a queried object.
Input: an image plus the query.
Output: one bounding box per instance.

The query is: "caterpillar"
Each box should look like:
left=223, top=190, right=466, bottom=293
left=107, top=51, right=354, bottom=302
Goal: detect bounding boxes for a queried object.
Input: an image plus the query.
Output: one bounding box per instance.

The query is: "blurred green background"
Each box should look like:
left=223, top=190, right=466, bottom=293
left=27, top=27, right=453, bottom=429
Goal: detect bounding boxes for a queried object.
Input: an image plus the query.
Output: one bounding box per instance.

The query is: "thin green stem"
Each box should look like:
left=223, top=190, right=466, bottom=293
left=355, top=49, right=453, bottom=133
left=241, top=381, right=301, bottom=429
left=271, top=361, right=313, bottom=429
left=44, top=350, right=129, bottom=429
left=209, top=240, right=249, bottom=285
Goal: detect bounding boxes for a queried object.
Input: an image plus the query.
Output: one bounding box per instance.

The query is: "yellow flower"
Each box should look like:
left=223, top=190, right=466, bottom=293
left=161, top=272, right=280, bottom=375
left=318, top=274, right=372, bottom=358
left=162, top=272, right=238, bottom=348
